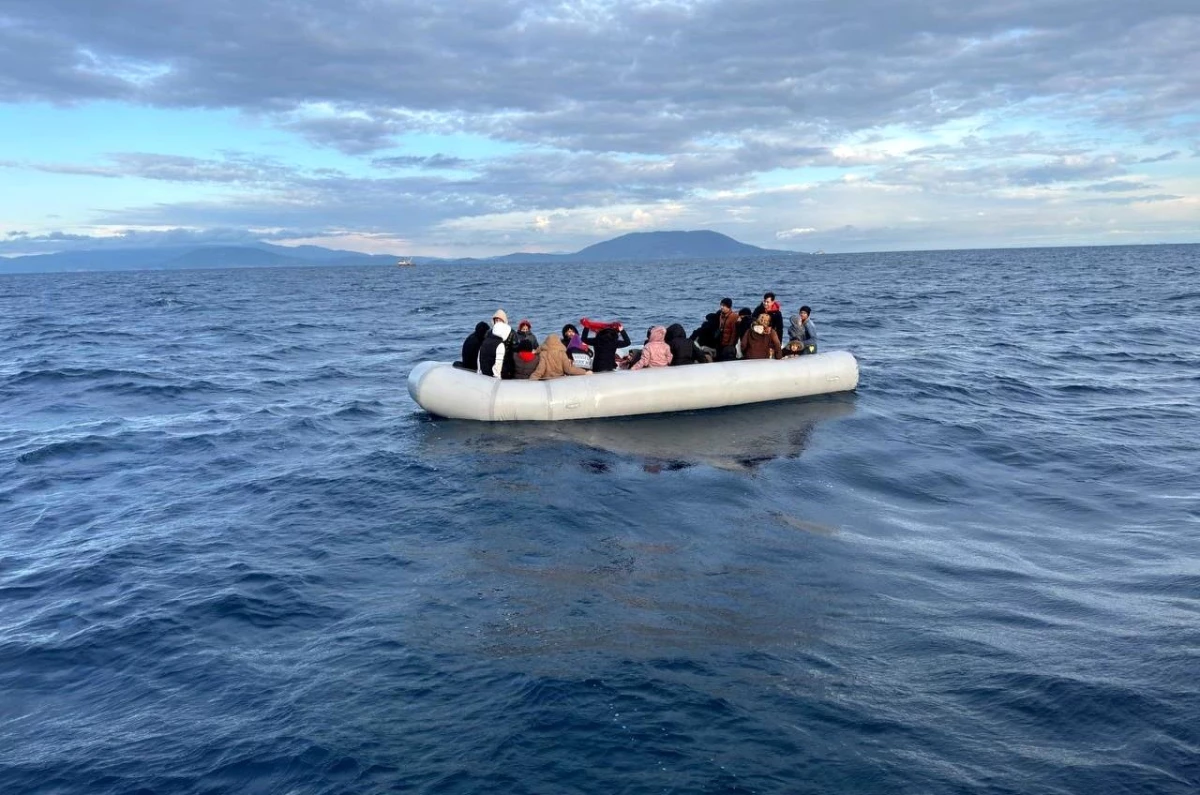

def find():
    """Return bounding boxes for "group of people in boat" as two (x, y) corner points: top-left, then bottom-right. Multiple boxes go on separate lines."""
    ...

(455, 292), (818, 380)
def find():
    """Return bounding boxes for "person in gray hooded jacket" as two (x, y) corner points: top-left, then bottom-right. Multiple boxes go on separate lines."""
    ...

(788, 305), (817, 354)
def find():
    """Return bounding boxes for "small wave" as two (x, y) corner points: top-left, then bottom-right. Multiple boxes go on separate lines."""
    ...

(4, 366), (156, 387)
(16, 434), (134, 465)
(83, 378), (230, 399)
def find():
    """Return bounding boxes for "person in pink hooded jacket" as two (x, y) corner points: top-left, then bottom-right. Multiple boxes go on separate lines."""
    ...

(630, 326), (673, 370)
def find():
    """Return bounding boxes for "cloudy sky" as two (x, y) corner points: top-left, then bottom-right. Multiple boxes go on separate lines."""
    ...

(1, 0), (1197, 257)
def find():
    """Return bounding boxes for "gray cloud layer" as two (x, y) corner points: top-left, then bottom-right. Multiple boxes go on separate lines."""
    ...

(4, 0), (1197, 151)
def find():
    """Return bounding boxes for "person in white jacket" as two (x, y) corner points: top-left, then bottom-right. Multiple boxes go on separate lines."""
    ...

(477, 309), (516, 378)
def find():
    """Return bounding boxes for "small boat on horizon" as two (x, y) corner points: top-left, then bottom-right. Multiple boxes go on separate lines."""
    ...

(396, 257), (414, 267)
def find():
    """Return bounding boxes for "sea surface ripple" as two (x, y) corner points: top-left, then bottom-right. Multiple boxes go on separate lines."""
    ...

(2, 246), (1199, 794)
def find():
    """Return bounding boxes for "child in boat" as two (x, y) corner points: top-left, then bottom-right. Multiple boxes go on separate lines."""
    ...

(779, 339), (804, 358)
(630, 326), (673, 369)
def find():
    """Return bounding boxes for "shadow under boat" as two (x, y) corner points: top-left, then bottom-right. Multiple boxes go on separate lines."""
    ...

(416, 393), (856, 472)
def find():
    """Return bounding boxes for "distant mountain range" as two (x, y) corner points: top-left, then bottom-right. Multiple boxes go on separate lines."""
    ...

(0, 243), (398, 274)
(0, 230), (802, 273)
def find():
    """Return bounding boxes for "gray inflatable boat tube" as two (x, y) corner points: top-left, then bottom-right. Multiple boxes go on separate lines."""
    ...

(407, 351), (859, 421)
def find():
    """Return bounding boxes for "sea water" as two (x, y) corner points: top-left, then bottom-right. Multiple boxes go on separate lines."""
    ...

(1, 245), (1198, 794)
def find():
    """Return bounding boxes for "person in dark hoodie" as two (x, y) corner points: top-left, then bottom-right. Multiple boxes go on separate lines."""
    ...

(690, 312), (720, 351)
(665, 323), (709, 365)
(581, 318), (631, 373)
(456, 321), (490, 370)
(477, 309), (516, 378)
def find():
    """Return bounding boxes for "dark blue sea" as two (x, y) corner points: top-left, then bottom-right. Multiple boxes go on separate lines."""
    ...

(2, 245), (1198, 794)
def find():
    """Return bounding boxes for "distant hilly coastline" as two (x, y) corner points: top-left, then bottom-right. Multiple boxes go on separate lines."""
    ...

(472, 230), (799, 264)
(0, 230), (803, 274)
(0, 243), (399, 274)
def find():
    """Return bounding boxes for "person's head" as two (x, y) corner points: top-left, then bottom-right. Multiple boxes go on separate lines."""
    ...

(800, 305), (811, 320)
(474, 321), (490, 336)
(516, 339), (534, 353)
(763, 292), (776, 305)
(720, 297), (733, 313)
(518, 319), (532, 333)
(787, 339), (801, 351)
(757, 312), (772, 328)
(739, 307), (752, 317)
(492, 308), (508, 326)
(562, 323), (578, 339)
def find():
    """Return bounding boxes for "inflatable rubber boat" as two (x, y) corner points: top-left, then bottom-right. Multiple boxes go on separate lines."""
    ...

(407, 350), (859, 421)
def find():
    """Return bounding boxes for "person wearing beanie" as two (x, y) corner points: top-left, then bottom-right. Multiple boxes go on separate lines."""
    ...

(788, 305), (817, 354)
(713, 297), (740, 361)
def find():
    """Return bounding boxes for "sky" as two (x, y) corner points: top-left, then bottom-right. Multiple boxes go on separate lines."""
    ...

(1, 0), (1197, 258)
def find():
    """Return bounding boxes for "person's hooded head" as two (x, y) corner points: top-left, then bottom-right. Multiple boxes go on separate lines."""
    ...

(491, 309), (508, 326)
(665, 323), (686, 342)
(753, 313), (772, 334)
(490, 320), (512, 340)
(541, 334), (566, 353)
(472, 321), (490, 340)
(648, 326), (667, 344)
(517, 319), (533, 334)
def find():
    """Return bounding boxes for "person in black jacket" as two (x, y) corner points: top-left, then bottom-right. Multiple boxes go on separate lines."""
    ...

(455, 321), (490, 370)
(665, 323), (709, 365)
(477, 309), (516, 378)
(582, 323), (631, 372)
(752, 292), (785, 340)
(690, 312), (720, 350)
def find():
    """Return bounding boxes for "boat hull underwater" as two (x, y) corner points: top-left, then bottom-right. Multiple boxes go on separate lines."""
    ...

(407, 351), (859, 421)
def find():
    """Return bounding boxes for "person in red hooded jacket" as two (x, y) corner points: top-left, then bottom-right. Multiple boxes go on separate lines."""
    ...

(752, 292), (784, 341)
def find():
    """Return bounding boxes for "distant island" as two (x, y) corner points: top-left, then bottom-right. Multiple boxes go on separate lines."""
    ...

(473, 230), (798, 264)
(0, 230), (803, 274)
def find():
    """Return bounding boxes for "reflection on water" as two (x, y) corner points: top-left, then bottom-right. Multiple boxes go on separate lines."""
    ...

(417, 394), (856, 471)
